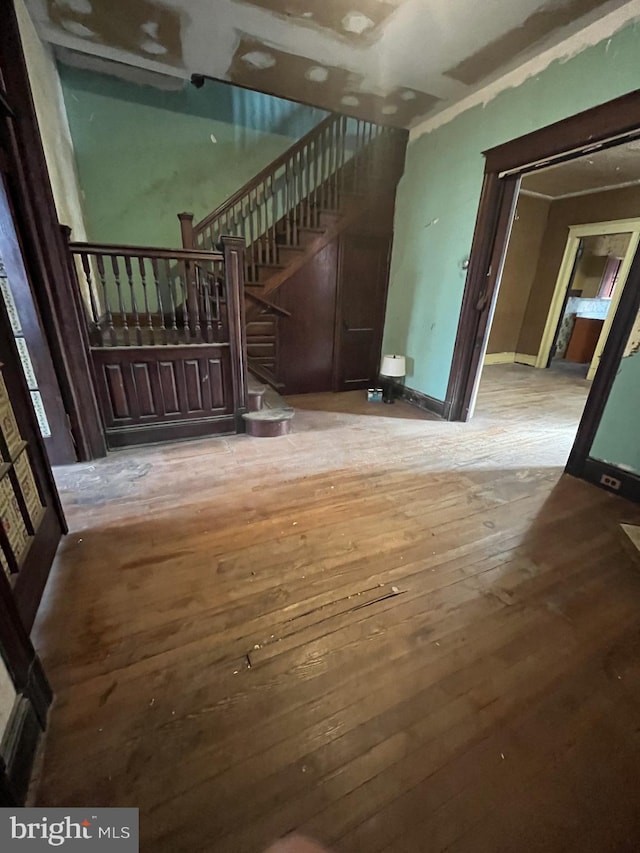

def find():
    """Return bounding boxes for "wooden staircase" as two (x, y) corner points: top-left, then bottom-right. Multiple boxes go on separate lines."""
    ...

(177, 112), (407, 401)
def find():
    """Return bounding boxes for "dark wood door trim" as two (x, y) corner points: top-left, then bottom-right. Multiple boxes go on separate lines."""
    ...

(484, 89), (640, 174)
(446, 174), (519, 422)
(0, 1), (106, 461)
(566, 242), (640, 477)
(447, 89), (640, 479)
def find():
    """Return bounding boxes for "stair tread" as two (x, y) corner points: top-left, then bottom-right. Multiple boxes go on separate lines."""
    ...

(243, 408), (295, 421)
(247, 382), (266, 395)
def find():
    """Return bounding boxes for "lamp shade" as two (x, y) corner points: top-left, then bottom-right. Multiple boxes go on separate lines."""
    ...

(380, 354), (406, 377)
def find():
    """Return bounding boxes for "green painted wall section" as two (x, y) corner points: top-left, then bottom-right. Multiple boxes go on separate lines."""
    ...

(59, 65), (327, 247)
(383, 21), (640, 402)
(591, 352), (640, 474)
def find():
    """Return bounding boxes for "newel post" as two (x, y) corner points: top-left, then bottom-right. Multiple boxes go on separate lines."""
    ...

(221, 236), (248, 430)
(177, 212), (195, 249)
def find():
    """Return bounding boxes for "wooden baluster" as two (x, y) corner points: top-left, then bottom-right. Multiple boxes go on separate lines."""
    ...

(151, 257), (166, 343)
(270, 173), (277, 263)
(304, 146), (310, 227)
(339, 115), (347, 200)
(353, 119), (362, 192)
(246, 194), (256, 283)
(330, 120), (338, 206)
(189, 260), (201, 341)
(162, 258), (179, 343)
(263, 178), (270, 264)
(367, 122), (375, 181)
(214, 272), (222, 331)
(299, 149), (306, 228)
(124, 255), (142, 346)
(79, 252), (103, 343)
(285, 161), (292, 245)
(307, 144), (313, 224)
(319, 128), (327, 207)
(202, 267), (213, 343)
(110, 255), (128, 346)
(95, 254), (116, 346)
(301, 149), (306, 226)
(138, 257), (155, 345)
(293, 154), (300, 245)
(311, 137), (318, 222)
(255, 186), (263, 264)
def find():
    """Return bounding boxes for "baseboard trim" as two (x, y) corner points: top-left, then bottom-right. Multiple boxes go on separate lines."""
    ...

(514, 352), (537, 367)
(391, 381), (447, 419)
(484, 352), (515, 365)
(579, 457), (640, 503)
(1, 696), (42, 805)
(483, 352), (538, 367)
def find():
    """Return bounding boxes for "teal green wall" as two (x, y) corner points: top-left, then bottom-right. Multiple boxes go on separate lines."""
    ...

(591, 349), (640, 474)
(59, 66), (327, 247)
(383, 21), (640, 402)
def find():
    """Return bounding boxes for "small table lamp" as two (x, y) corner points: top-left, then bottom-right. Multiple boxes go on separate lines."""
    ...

(380, 354), (406, 404)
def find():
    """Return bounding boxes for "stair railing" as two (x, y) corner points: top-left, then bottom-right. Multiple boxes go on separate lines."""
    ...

(178, 114), (399, 279)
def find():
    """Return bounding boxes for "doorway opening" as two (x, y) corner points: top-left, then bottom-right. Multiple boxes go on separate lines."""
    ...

(447, 92), (640, 494)
(474, 139), (640, 467)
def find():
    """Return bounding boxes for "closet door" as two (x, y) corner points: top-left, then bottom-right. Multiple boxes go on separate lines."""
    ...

(335, 231), (391, 391)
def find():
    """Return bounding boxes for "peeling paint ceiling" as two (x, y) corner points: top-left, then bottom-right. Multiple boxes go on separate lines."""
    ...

(27, 0), (637, 128)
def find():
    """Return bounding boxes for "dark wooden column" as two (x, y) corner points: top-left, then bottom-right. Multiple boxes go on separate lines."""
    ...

(221, 236), (248, 428)
(178, 212), (195, 249)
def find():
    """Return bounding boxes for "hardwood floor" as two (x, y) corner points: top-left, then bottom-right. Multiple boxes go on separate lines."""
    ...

(31, 364), (640, 852)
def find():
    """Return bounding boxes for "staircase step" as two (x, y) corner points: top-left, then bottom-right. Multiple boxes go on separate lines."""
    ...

(317, 210), (341, 228)
(295, 227), (325, 248)
(276, 245), (306, 265)
(252, 263), (286, 284)
(243, 409), (294, 437)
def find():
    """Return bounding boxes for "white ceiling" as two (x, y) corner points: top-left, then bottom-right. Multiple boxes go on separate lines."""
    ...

(26, 0), (640, 127)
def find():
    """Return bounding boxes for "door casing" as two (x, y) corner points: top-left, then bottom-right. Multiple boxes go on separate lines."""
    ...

(446, 89), (640, 480)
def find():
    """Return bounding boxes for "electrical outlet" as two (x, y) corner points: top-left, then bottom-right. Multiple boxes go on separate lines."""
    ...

(600, 473), (622, 491)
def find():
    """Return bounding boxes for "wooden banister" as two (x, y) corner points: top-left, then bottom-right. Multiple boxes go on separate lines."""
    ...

(179, 113), (404, 288)
(193, 113), (339, 234)
(69, 241), (223, 262)
(69, 241), (231, 347)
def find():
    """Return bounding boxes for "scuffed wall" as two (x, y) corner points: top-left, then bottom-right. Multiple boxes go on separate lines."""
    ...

(15, 0), (88, 241)
(60, 65), (328, 247)
(382, 21), (640, 400)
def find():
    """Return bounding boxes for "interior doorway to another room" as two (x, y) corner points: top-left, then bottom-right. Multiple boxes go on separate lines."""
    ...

(474, 136), (640, 467)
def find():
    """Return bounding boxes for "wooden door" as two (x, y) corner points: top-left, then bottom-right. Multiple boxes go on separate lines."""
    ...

(0, 166), (76, 465)
(335, 232), (391, 391)
(275, 243), (339, 394)
(0, 284), (65, 630)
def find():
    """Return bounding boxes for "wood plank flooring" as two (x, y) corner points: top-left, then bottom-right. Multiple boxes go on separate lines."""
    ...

(31, 364), (640, 852)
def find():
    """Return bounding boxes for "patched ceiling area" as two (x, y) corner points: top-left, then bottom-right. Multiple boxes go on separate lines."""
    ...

(27, 0), (638, 128)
